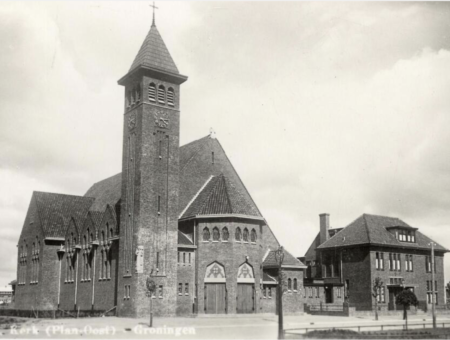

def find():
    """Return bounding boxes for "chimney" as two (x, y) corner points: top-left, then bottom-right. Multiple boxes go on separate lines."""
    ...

(319, 213), (330, 245)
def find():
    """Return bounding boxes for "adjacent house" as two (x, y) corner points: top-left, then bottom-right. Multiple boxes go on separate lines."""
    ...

(300, 213), (447, 312)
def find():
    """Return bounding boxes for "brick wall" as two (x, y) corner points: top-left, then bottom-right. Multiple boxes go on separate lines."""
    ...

(176, 248), (195, 315)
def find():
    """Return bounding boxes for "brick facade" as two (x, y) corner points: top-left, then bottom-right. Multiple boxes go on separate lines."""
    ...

(14, 21), (306, 317)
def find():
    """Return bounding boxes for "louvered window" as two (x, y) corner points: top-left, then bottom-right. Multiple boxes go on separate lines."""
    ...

(158, 85), (166, 104)
(167, 88), (175, 106)
(148, 83), (156, 102)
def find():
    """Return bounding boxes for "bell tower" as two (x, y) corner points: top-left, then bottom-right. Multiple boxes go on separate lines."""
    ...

(117, 15), (188, 317)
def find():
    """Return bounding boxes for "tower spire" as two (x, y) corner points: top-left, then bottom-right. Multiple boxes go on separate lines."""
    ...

(150, 2), (158, 27)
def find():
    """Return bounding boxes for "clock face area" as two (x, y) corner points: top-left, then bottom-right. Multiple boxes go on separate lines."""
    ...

(153, 109), (170, 129)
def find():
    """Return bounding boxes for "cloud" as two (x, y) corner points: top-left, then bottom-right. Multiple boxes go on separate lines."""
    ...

(1, 2), (450, 287)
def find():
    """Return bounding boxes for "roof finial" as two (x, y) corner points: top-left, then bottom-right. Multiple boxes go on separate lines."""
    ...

(150, 2), (158, 27)
(209, 128), (216, 139)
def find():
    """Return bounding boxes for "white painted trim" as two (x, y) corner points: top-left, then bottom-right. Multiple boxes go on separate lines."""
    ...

(237, 278), (255, 283)
(178, 176), (214, 219)
(282, 265), (307, 269)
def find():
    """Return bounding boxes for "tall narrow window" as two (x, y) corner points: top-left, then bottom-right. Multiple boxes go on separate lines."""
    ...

(158, 85), (165, 104)
(159, 285), (163, 298)
(293, 278), (298, 291)
(235, 227), (242, 241)
(243, 228), (249, 242)
(136, 84), (141, 103)
(212, 152), (214, 164)
(156, 252), (160, 271)
(159, 140), (162, 159)
(203, 227), (210, 241)
(178, 283), (183, 295)
(157, 195), (161, 214)
(188, 252), (191, 264)
(380, 252), (384, 270)
(183, 252), (186, 264)
(148, 83), (156, 102)
(213, 227), (220, 241)
(251, 229), (257, 243)
(287, 278), (292, 291)
(222, 227), (229, 241)
(185, 283), (189, 295)
(167, 88), (175, 106)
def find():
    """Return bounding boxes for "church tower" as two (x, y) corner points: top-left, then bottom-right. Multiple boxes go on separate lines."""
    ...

(117, 15), (187, 317)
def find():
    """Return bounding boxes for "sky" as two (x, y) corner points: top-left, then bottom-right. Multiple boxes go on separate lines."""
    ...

(1, 1), (450, 288)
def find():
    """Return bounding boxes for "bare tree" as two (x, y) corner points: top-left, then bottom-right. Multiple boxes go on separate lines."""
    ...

(372, 277), (384, 321)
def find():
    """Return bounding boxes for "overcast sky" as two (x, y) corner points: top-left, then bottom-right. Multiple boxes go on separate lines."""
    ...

(1, 1), (450, 288)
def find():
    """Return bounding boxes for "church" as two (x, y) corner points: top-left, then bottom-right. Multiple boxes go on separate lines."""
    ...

(14, 17), (305, 317)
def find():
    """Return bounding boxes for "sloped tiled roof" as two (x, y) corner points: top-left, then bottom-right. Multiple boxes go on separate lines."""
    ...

(129, 24), (179, 74)
(84, 173), (122, 212)
(34, 192), (94, 238)
(84, 135), (263, 220)
(180, 174), (260, 219)
(178, 231), (193, 246)
(263, 248), (305, 268)
(304, 233), (321, 260)
(88, 211), (104, 229)
(318, 214), (448, 252)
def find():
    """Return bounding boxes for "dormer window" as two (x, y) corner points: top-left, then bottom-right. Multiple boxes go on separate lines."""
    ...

(397, 229), (415, 243)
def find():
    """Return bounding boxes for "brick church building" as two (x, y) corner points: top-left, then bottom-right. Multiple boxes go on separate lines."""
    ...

(301, 213), (447, 312)
(14, 18), (306, 317)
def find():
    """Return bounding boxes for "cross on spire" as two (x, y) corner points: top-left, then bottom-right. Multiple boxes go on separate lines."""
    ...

(150, 2), (158, 27)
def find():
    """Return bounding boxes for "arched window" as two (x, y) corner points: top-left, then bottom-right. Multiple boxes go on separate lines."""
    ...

(167, 88), (175, 106)
(110, 228), (114, 238)
(235, 227), (242, 241)
(203, 227), (210, 241)
(293, 278), (298, 291)
(158, 85), (166, 104)
(288, 278), (292, 291)
(148, 83), (156, 102)
(251, 229), (257, 243)
(101, 231), (105, 243)
(136, 84), (141, 103)
(243, 228), (249, 242)
(213, 227), (220, 241)
(222, 227), (229, 241)
(106, 223), (110, 238)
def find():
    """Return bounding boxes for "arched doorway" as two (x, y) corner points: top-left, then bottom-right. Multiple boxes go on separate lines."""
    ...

(204, 262), (227, 314)
(237, 263), (255, 313)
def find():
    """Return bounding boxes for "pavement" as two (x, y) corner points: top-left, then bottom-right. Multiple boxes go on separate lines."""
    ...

(1, 313), (449, 339)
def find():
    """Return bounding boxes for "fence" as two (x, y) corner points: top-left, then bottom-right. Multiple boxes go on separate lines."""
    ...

(285, 320), (450, 336)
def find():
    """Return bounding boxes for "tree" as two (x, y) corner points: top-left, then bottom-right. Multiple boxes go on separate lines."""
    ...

(372, 277), (384, 321)
(396, 290), (418, 322)
(446, 282), (450, 307)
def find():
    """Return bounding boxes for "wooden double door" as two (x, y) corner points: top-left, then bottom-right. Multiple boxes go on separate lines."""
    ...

(205, 284), (227, 314)
(237, 284), (255, 314)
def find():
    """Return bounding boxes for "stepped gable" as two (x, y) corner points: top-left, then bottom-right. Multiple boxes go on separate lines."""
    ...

(34, 191), (95, 238)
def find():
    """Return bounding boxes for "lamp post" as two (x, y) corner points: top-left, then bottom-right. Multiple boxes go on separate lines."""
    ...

(146, 270), (157, 328)
(274, 246), (285, 340)
(429, 242), (436, 329)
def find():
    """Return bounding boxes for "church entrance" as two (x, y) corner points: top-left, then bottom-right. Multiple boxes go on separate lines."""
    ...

(237, 284), (254, 313)
(325, 285), (333, 303)
(204, 262), (227, 314)
(236, 262), (256, 314)
(204, 284), (227, 314)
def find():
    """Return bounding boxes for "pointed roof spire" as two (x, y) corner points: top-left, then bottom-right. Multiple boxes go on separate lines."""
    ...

(128, 2), (179, 74)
